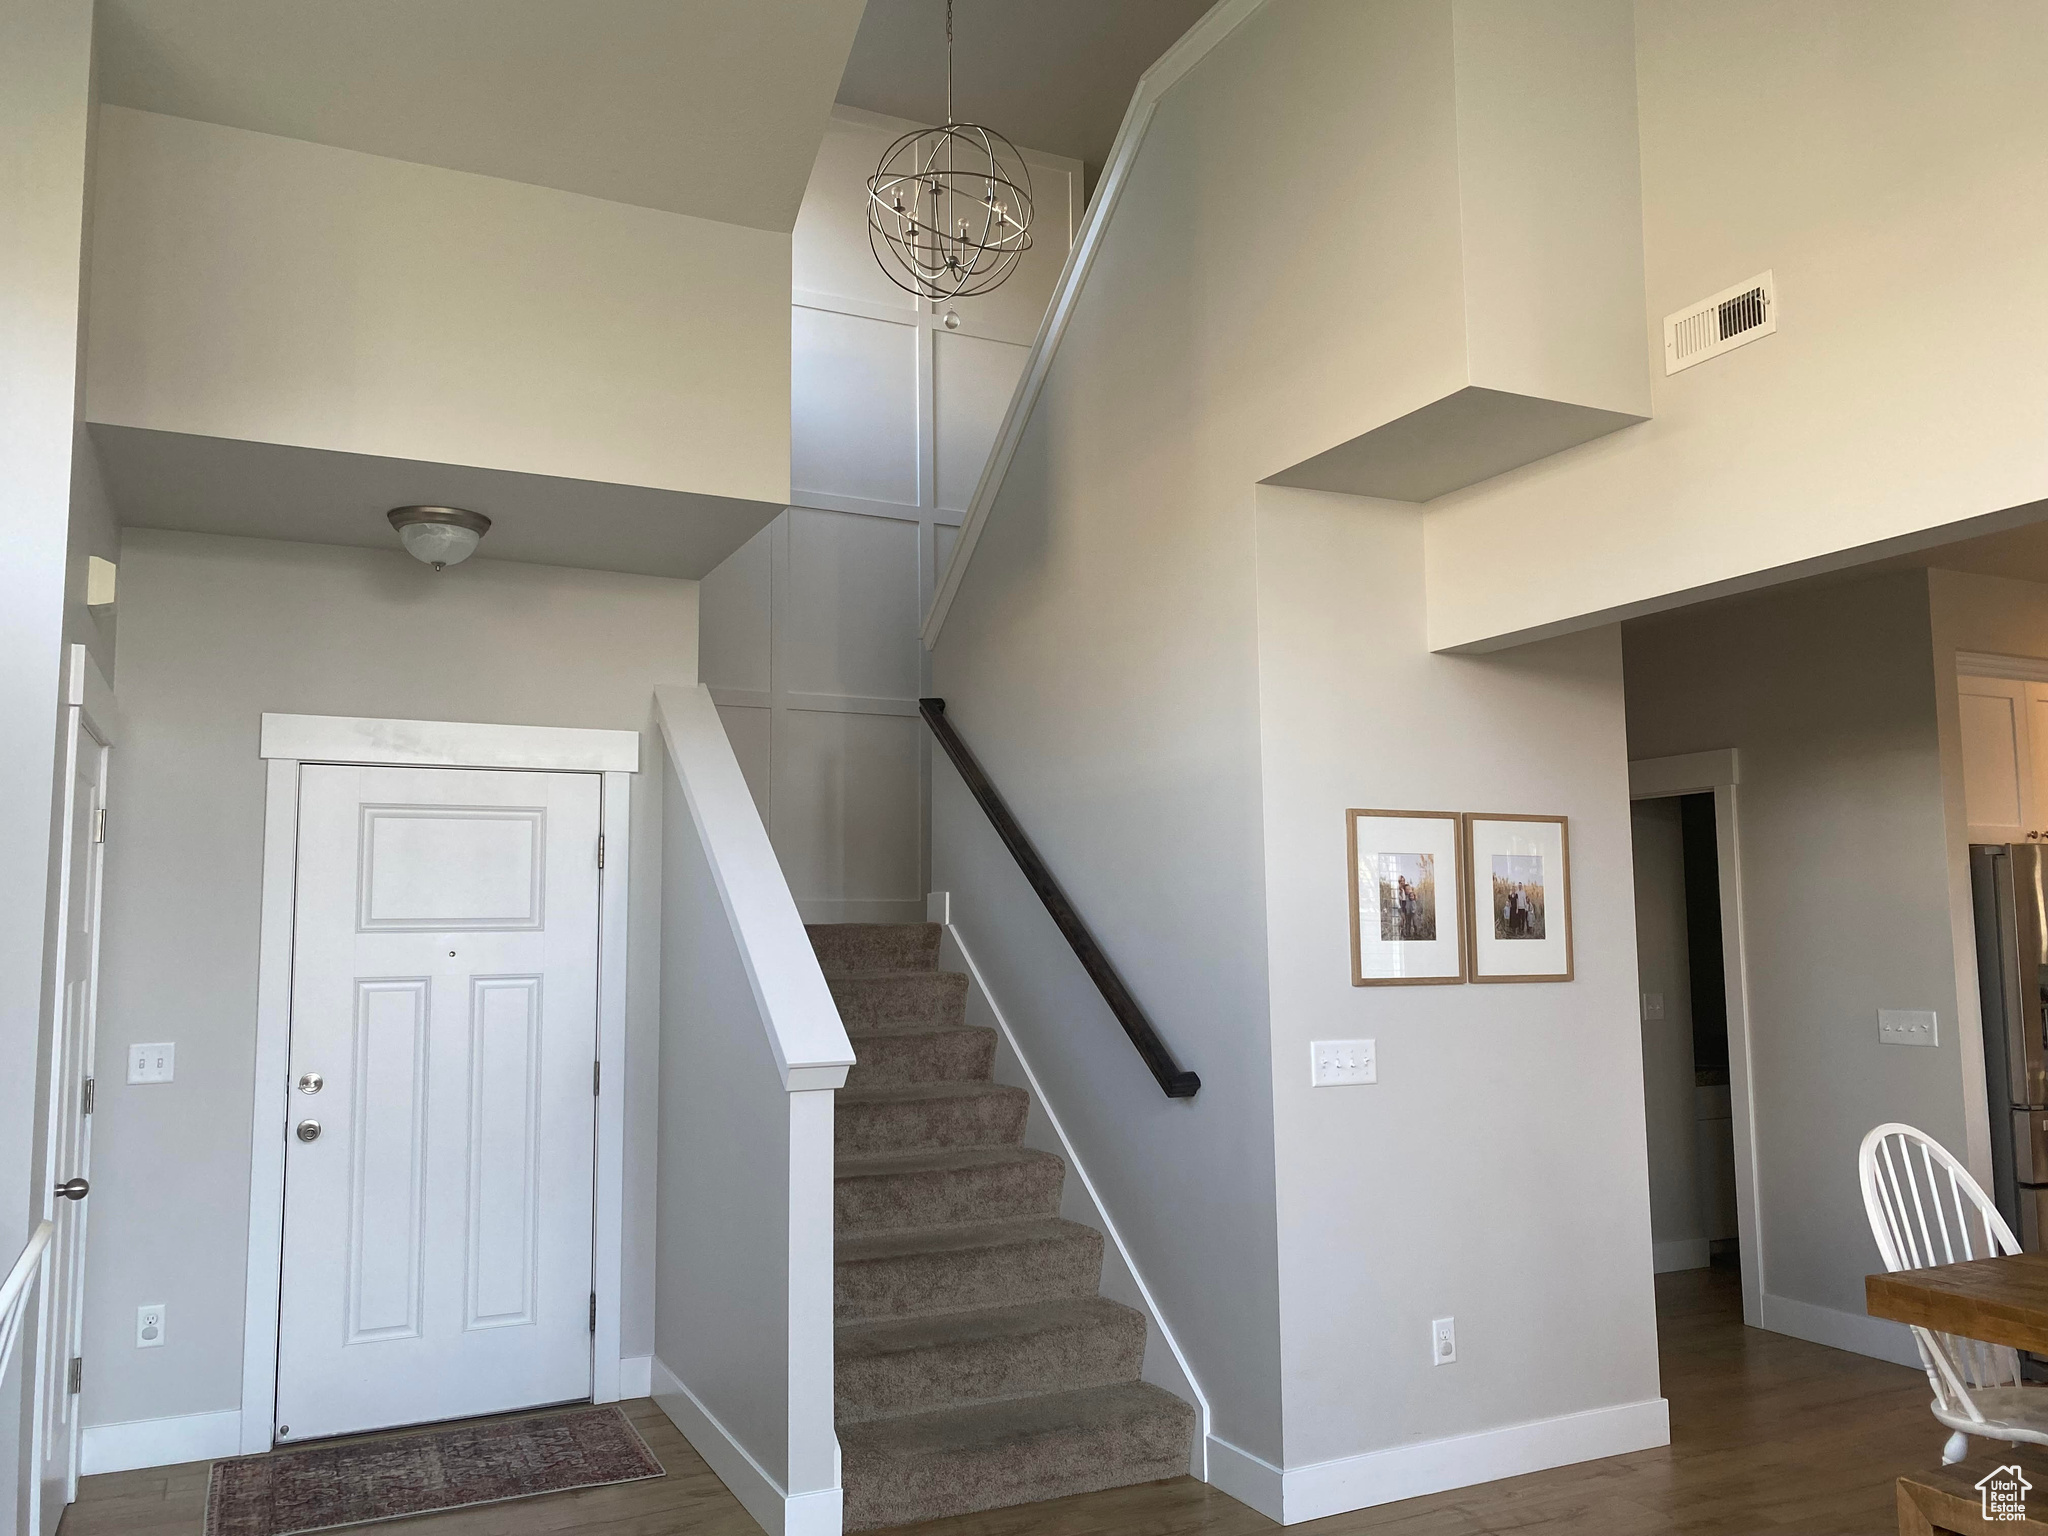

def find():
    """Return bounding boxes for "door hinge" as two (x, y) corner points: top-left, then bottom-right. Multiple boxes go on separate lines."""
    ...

(592, 1061), (601, 1097)
(82, 1077), (95, 1116)
(596, 833), (605, 870)
(589, 1293), (597, 1334)
(93, 807), (106, 844)
(67, 1357), (81, 1395)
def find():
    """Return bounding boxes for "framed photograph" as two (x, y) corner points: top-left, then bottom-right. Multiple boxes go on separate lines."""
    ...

(1346, 809), (1465, 985)
(1465, 813), (1573, 982)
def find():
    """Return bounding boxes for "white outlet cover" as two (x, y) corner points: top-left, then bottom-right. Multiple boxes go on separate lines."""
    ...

(128, 1042), (175, 1084)
(1642, 992), (1664, 1021)
(137, 1303), (165, 1348)
(1311, 1039), (1376, 1086)
(1432, 1316), (1456, 1365)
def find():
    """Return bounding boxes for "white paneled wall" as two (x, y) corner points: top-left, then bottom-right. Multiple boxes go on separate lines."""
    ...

(703, 107), (1079, 922)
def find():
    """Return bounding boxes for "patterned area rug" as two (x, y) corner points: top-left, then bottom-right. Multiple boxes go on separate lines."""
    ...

(204, 1405), (665, 1536)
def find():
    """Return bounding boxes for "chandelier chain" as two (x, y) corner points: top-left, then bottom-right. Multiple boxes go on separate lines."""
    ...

(863, 0), (1033, 302)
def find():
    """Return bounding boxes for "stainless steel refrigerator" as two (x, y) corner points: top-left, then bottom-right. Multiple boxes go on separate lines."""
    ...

(1974, 842), (2048, 1248)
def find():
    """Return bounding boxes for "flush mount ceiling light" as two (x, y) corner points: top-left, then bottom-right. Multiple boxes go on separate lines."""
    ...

(387, 505), (491, 571)
(866, 0), (1033, 305)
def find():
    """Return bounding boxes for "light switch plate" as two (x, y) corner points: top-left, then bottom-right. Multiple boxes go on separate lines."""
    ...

(1642, 993), (1664, 1021)
(1311, 1039), (1376, 1086)
(1878, 1010), (1938, 1047)
(128, 1042), (175, 1084)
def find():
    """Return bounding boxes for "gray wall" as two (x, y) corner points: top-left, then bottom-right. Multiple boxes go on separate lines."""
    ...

(1426, 0), (2048, 651)
(91, 529), (695, 1429)
(1624, 571), (1966, 1335)
(930, 0), (1664, 1469)
(1252, 485), (1658, 1467)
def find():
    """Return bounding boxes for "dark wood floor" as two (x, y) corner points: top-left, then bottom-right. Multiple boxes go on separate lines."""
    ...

(62, 1263), (1943, 1535)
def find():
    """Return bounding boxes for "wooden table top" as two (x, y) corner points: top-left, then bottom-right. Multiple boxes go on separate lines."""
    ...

(1868, 1252), (2048, 1354)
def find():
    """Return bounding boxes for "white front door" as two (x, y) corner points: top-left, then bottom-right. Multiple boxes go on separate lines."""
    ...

(275, 765), (600, 1443)
(35, 703), (107, 1534)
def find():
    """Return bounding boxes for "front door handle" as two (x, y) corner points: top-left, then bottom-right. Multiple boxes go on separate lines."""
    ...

(54, 1178), (89, 1201)
(296, 1120), (322, 1143)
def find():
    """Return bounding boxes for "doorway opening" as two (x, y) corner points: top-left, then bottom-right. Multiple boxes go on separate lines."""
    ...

(1632, 789), (1745, 1323)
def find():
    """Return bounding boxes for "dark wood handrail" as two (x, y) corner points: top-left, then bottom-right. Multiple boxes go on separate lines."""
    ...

(919, 698), (1200, 1099)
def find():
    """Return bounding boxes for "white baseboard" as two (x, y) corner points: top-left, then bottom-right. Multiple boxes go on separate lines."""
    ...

(1209, 1397), (1670, 1525)
(1204, 1434), (1286, 1521)
(1653, 1238), (1711, 1273)
(82, 1408), (244, 1475)
(618, 1355), (653, 1398)
(1759, 1290), (1921, 1368)
(650, 1357), (841, 1536)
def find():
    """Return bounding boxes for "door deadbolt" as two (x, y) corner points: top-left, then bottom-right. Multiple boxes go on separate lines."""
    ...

(295, 1119), (322, 1143)
(297, 1072), (323, 1095)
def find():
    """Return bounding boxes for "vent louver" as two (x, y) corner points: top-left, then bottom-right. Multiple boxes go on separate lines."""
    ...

(1664, 271), (1776, 374)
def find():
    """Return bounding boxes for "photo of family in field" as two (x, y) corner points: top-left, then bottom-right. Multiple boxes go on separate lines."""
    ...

(1375, 852), (1436, 942)
(1491, 854), (1545, 940)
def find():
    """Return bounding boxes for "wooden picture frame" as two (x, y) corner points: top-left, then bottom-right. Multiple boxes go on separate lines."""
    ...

(1347, 809), (1466, 985)
(1464, 812), (1573, 983)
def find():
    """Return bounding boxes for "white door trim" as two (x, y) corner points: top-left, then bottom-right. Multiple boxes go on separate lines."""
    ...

(259, 712), (638, 773)
(241, 719), (636, 1455)
(1626, 750), (1763, 1330)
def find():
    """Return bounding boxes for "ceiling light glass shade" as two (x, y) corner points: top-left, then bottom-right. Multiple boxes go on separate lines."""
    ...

(387, 505), (491, 571)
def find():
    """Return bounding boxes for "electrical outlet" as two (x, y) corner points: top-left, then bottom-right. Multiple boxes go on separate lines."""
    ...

(1311, 1039), (1376, 1086)
(128, 1043), (175, 1084)
(1642, 992), (1664, 1021)
(137, 1303), (165, 1348)
(1878, 1010), (1938, 1047)
(1432, 1316), (1456, 1366)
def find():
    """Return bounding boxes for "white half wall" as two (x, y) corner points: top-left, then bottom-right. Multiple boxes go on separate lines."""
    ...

(85, 107), (793, 504)
(651, 685), (848, 1534)
(89, 530), (694, 1436)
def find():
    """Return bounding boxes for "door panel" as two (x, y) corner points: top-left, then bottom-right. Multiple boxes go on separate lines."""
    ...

(37, 717), (106, 1533)
(276, 765), (599, 1443)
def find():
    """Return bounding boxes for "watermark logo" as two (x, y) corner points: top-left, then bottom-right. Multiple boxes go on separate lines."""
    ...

(1977, 1463), (2032, 1522)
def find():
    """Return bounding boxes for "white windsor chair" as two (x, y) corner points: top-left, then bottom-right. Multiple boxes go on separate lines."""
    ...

(1860, 1122), (2048, 1464)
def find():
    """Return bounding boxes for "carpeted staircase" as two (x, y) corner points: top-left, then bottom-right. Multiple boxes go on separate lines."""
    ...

(811, 922), (1196, 1531)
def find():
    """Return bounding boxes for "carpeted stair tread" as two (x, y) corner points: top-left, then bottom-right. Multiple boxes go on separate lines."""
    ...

(807, 922), (941, 974)
(837, 1381), (1196, 1530)
(834, 1217), (1104, 1322)
(836, 1297), (1148, 1423)
(836, 1145), (1064, 1232)
(844, 1020), (996, 1088)
(805, 922), (1194, 1527)
(829, 969), (969, 1027)
(835, 1080), (1028, 1155)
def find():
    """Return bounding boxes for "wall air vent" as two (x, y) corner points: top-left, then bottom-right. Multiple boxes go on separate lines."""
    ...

(1664, 271), (1775, 374)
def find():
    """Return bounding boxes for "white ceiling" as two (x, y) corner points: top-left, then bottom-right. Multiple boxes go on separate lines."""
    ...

(834, 0), (1217, 177)
(92, 426), (782, 581)
(93, 0), (868, 231)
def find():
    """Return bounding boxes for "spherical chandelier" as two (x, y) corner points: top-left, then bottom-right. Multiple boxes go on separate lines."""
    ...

(866, 0), (1033, 304)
